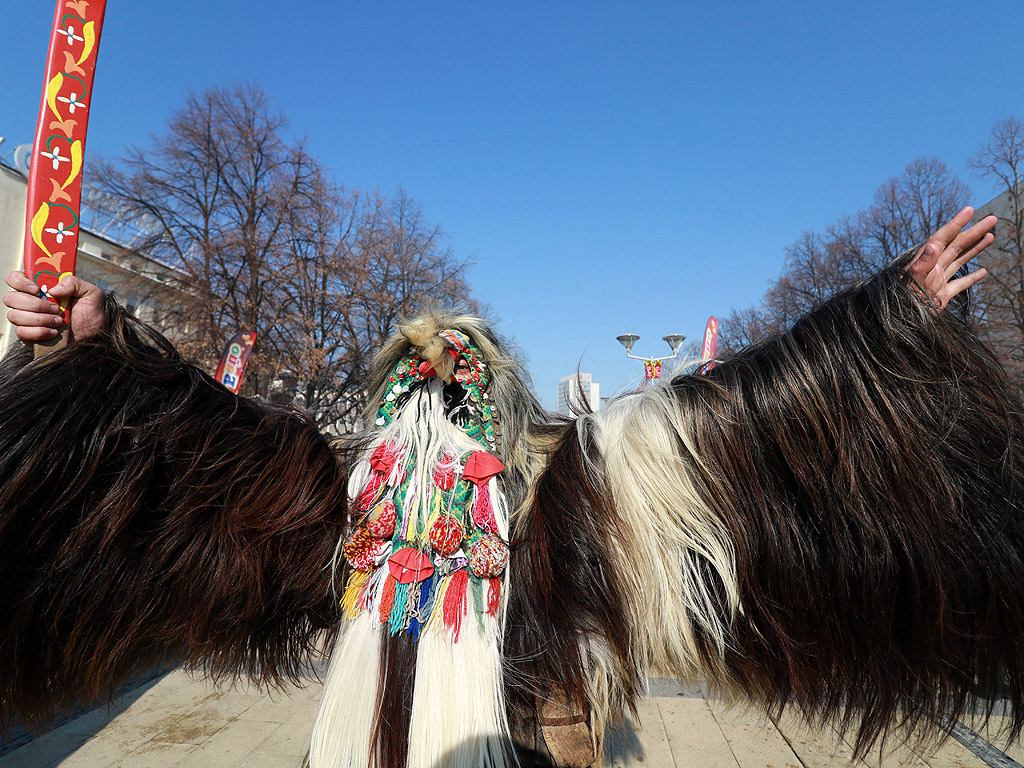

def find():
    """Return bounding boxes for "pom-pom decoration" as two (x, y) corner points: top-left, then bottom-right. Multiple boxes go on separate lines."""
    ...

(343, 529), (390, 572)
(430, 516), (463, 555)
(366, 500), (397, 539)
(469, 534), (509, 577)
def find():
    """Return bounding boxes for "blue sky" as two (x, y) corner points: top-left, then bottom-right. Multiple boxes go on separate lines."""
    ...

(6, 1), (1023, 408)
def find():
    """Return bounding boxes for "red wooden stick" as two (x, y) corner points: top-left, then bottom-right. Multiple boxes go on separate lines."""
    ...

(23, 0), (108, 326)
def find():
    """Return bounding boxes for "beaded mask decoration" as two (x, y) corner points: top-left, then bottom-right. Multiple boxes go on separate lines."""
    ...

(342, 328), (509, 641)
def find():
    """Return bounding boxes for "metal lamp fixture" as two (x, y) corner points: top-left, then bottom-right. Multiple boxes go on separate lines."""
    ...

(616, 334), (640, 354)
(616, 334), (686, 362)
(662, 334), (686, 355)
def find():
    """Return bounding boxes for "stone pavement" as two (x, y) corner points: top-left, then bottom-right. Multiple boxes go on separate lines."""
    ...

(1, 671), (1017, 768)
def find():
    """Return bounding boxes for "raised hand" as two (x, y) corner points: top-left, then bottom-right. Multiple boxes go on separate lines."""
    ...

(4, 272), (106, 343)
(906, 206), (994, 312)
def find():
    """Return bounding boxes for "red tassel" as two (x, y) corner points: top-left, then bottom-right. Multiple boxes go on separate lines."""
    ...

(472, 484), (498, 534)
(433, 453), (457, 490)
(357, 471), (384, 511)
(442, 571), (470, 642)
(379, 575), (397, 625)
(486, 577), (500, 616)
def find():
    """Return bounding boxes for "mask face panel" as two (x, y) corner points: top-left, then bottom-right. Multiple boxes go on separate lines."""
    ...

(373, 330), (500, 454)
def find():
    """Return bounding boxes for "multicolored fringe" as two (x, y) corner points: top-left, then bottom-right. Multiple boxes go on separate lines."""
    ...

(315, 346), (513, 768)
(340, 398), (509, 643)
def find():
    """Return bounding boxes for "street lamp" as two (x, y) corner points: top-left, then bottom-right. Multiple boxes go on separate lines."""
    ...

(616, 333), (686, 382)
(615, 334), (640, 354)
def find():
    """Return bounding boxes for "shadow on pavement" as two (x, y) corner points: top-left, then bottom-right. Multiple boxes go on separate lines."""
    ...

(0, 666), (170, 757)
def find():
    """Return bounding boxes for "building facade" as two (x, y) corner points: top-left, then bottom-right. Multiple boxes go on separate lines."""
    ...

(556, 372), (600, 415)
(0, 158), (186, 351)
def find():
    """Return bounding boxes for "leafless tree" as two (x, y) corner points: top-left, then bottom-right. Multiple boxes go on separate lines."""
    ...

(90, 84), (316, 394)
(277, 187), (477, 432)
(719, 158), (970, 354)
(969, 117), (1024, 393)
(90, 84), (477, 426)
(863, 157), (973, 266)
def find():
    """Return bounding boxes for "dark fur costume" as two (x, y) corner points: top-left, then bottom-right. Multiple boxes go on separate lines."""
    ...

(510, 263), (1024, 757)
(0, 261), (1023, 764)
(0, 299), (346, 732)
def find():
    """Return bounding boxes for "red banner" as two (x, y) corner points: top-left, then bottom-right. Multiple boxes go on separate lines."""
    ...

(643, 359), (662, 380)
(24, 1), (108, 318)
(214, 332), (257, 394)
(701, 316), (719, 372)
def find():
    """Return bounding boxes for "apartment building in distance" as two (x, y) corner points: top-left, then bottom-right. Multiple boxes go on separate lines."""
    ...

(556, 372), (600, 416)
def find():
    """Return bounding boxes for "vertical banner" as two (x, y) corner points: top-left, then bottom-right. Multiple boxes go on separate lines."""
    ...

(214, 331), (257, 394)
(643, 359), (663, 380)
(24, 1), (108, 318)
(701, 315), (719, 373)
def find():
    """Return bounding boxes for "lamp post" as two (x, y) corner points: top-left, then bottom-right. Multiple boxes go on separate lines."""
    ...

(616, 333), (686, 383)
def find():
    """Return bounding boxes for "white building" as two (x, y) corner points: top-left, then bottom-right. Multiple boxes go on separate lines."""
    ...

(556, 372), (600, 415)
(0, 152), (186, 351)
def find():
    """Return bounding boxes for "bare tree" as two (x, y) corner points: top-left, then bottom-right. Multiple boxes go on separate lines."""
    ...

(718, 304), (779, 356)
(90, 84), (318, 394)
(90, 85), (478, 426)
(720, 158), (970, 354)
(277, 187), (477, 431)
(861, 157), (972, 266)
(969, 117), (1024, 393)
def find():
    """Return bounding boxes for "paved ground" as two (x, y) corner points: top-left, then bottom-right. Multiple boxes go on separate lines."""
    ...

(1, 671), (1017, 767)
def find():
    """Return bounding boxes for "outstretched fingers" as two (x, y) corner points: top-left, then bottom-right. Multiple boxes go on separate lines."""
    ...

(925, 206), (976, 255)
(944, 216), (997, 278)
(943, 267), (988, 304)
(906, 208), (995, 313)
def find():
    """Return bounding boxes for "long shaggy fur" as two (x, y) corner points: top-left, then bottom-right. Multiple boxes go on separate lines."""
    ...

(0, 301), (347, 731)
(406, 614), (510, 768)
(504, 418), (636, 758)
(517, 263), (1024, 756)
(310, 614), (382, 768)
(6, 272), (1024, 765)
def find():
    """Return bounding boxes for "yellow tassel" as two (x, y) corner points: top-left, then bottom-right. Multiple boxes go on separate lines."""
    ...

(421, 486), (445, 546)
(340, 570), (370, 619)
(427, 574), (451, 625)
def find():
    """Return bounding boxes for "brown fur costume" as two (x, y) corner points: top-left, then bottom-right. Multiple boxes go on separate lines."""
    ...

(1, 259), (1024, 765)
